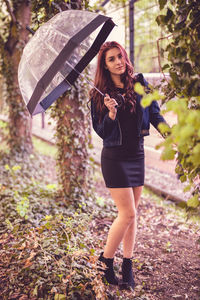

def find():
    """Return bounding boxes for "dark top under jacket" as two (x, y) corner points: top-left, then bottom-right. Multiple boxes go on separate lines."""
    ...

(102, 87), (144, 160)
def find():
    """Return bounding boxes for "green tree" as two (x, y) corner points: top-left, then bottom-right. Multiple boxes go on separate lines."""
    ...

(0, 0), (33, 154)
(155, 0), (200, 207)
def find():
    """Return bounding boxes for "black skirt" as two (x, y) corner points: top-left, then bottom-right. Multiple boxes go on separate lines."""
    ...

(101, 138), (144, 188)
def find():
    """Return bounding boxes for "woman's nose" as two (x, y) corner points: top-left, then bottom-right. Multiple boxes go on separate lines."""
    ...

(116, 57), (122, 64)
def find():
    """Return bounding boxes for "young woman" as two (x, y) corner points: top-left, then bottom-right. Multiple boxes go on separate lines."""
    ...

(90, 41), (166, 290)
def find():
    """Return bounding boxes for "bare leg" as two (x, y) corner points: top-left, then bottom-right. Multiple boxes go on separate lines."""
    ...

(103, 188), (136, 258)
(122, 186), (143, 258)
(133, 186), (143, 210)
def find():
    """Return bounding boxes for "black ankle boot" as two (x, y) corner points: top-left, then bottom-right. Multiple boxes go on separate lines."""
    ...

(120, 258), (135, 290)
(98, 252), (118, 285)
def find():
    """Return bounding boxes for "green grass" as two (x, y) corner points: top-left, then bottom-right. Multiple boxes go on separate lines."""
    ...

(0, 118), (57, 159)
(32, 136), (57, 158)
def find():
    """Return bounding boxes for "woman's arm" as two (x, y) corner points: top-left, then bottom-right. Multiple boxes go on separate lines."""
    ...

(149, 100), (171, 138)
(149, 100), (166, 129)
(90, 98), (119, 140)
(142, 75), (170, 136)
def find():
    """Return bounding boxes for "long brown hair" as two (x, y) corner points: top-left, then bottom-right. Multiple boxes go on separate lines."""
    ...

(90, 41), (137, 116)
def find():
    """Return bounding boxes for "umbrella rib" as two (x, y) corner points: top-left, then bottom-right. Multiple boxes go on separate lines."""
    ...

(41, 24), (89, 52)
(24, 56), (39, 82)
(36, 37), (91, 83)
(38, 38), (103, 94)
(47, 24), (71, 40)
(51, 26), (89, 52)
(41, 40), (70, 81)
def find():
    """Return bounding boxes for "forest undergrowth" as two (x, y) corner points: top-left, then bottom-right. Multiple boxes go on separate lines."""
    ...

(0, 149), (199, 300)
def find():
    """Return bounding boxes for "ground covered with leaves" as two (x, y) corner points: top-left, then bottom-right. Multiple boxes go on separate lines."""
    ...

(0, 150), (199, 300)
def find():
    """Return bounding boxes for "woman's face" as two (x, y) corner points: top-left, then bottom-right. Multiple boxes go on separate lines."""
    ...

(104, 47), (126, 77)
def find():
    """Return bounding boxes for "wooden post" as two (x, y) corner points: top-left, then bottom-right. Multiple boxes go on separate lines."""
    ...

(129, 0), (135, 65)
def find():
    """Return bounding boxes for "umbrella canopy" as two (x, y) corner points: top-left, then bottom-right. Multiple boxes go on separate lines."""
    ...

(18, 10), (115, 116)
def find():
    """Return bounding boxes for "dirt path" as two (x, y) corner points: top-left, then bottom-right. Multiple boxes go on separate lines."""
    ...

(42, 156), (200, 299)
(94, 182), (200, 300)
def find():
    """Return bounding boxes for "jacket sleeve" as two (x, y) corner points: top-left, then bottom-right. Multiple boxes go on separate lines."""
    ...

(90, 99), (119, 140)
(143, 76), (170, 136)
(149, 100), (166, 130)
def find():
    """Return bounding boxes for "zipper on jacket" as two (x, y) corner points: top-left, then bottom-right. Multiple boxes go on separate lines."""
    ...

(136, 97), (144, 137)
(117, 119), (123, 145)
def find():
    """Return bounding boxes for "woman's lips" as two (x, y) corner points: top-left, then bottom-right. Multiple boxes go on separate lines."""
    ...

(116, 66), (124, 70)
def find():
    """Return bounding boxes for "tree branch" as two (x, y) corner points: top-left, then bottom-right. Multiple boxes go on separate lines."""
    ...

(4, 0), (17, 23)
(157, 34), (173, 84)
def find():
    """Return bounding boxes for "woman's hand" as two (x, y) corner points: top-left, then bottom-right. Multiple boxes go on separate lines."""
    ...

(104, 94), (117, 120)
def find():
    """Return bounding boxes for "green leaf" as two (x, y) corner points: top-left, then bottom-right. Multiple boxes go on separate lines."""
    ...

(12, 165), (21, 171)
(96, 196), (105, 207)
(16, 197), (29, 218)
(54, 294), (66, 300)
(158, 122), (171, 134)
(187, 151), (200, 165)
(156, 15), (167, 26)
(162, 64), (170, 71)
(186, 111), (200, 128)
(141, 94), (153, 108)
(5, 219), (14, 230)
(179, 174), (187, 183)
(44, 222), (52, 230)
(179, 125), (194, 140)
(33, 285), (38, 296)
(187, 194), (199, 208)
(178, 201), (187, 209)
(4, 164), (10, 171)
(183, 184), (192, 193)
(45, 215), (53, 220)
(134, 82), (145, 95)
(0, 120), (7, 128)
(193, 143), (200, 155)
(90, 248), (95, 255)
(79, 242), (85, 249)
(57, 274), (63, 280)
(158, 0), (167, 10)
(46, 184), (57, 190)
(161, 146), (176, 160)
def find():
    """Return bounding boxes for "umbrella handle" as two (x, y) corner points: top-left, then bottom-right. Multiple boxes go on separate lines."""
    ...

(103, 93), (125, 109)
(85, 80), (125, 108)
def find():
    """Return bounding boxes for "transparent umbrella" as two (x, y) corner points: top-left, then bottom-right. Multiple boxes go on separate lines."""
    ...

(18, 10), (115, 116)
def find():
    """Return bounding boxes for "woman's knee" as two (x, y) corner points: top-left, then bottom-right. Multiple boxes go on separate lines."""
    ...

(127, 211), (137, 224)
(119, 210), (136, 225)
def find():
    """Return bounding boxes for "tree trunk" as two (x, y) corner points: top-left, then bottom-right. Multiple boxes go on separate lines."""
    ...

(50, 0), (91, 203)
(3, 0), (32, 155)
(52, 83), (91, 203)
